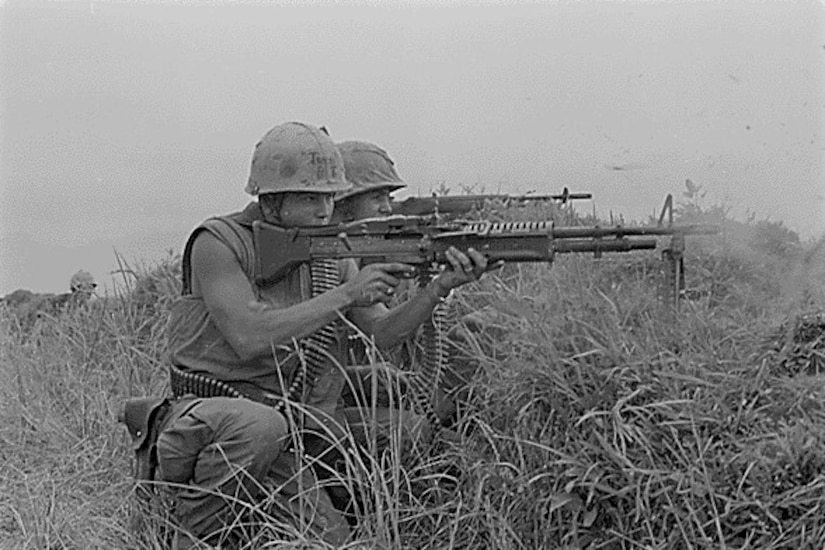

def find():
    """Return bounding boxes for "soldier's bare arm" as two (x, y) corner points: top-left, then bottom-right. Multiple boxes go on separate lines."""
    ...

(350, 246), (488, 349)
(191, 232), (417, 361)
(191, 233), (346, 361)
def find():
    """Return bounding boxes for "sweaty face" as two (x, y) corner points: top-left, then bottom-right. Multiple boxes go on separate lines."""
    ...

(349, 188), (393, 221)
(278, 192), (334, 227)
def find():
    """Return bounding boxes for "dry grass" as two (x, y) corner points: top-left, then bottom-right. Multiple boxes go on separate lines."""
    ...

(2, 203), (825, 549)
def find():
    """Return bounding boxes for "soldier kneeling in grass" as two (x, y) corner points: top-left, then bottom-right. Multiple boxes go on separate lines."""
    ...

(333, 140), (500, 429)
(120, 122), (488, 549)
(331, 140), (427, 410)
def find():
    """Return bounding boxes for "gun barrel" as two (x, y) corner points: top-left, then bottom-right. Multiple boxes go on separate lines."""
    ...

(553, 224), (719, 239)
(561, 193), (593, 201)
(554, 237), (658, 254)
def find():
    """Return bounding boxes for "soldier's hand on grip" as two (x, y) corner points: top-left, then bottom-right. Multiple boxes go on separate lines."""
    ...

(344, 263), (414, 307)
(432, 247), (490, 295)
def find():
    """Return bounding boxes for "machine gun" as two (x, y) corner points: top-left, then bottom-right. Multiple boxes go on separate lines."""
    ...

(255, 191), (718, 309)
(254, 217), (655, 285)
(254, 211), (715, 291)
(390, 187), (591, 217)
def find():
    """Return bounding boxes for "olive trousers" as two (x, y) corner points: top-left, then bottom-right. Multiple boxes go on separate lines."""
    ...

(155, 385), (426, 548)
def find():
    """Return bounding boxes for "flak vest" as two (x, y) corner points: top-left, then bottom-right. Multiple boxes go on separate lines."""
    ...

(166, 202), (356, 400)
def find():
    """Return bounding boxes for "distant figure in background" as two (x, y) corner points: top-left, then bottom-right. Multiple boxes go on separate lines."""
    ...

(45, 269), (99, 312)
(69, 270), (98, 299)
(0, 269), (98, 335)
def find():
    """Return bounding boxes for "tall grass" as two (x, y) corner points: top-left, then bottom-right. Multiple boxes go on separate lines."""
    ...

(2, 203), (824, 549)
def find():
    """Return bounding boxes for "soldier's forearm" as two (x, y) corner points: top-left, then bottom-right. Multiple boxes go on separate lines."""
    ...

(230, 286), (355, 360)
(369, 282), (449, 349)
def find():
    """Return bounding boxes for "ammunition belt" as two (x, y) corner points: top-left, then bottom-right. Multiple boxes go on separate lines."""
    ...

(413, 268), (451, 433)
(169, 363), (289, 412)
(289, 260), (341, 403)
(169, 363), (243, 400)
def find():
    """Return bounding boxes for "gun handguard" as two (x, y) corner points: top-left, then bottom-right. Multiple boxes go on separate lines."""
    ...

(253, 215), (669, 286)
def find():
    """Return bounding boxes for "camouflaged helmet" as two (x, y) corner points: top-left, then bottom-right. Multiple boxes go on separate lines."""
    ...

(69, 270), (96, 293)
(246, 122), (351, 196)
(335, 141), (407, 201)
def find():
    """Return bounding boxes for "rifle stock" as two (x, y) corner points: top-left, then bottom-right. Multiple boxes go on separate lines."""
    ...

(250, 215), (708, 286)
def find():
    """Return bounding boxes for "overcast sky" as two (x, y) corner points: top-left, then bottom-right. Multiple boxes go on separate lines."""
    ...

(1, 0), (823, 295)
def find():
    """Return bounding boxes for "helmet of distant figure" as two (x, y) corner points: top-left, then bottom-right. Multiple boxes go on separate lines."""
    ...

(246, 122), (351, 196)
(69, 270), (97, 293)
(334, 141), (407, 201)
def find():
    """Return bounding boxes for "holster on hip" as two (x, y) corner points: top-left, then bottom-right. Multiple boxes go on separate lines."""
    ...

(117, 396), (171, 496)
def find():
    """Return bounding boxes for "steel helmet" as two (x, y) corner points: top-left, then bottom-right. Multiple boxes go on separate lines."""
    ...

(246, 122), (351, 196)
(335, 141), (407, 201)
(69, 270), (96, 293)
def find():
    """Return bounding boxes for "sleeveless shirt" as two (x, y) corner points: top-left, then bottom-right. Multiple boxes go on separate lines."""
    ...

(166, 202), (357, 397)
